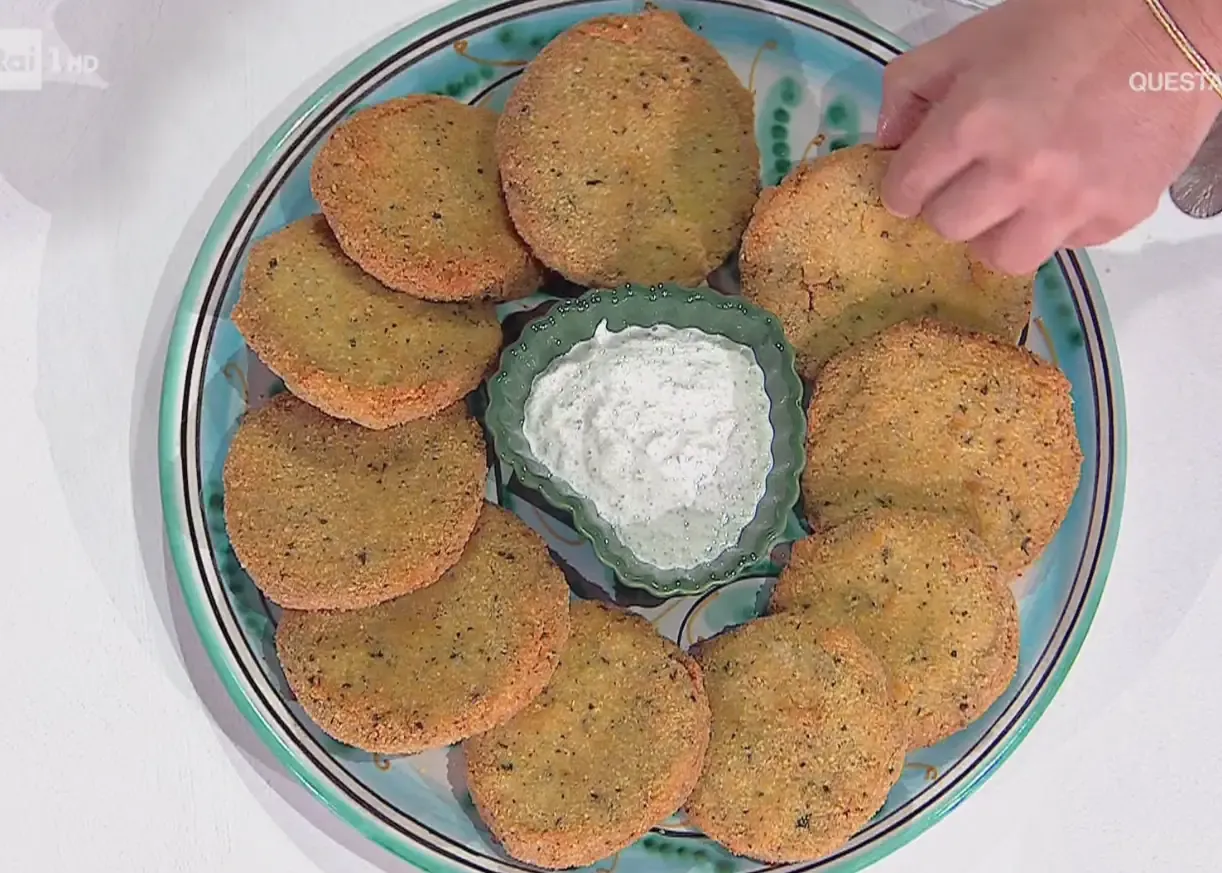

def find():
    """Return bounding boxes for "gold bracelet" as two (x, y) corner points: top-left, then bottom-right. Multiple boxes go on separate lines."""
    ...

(1142, 0), (1222, 101)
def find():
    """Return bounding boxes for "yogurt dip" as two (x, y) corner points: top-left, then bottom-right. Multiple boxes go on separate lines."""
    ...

(521, 321), (773, 570)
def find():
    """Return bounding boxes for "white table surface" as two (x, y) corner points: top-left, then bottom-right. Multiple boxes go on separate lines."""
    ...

(3, 0), (1221, 870)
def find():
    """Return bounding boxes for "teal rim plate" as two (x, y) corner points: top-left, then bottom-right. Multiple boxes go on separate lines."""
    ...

(157, 1), (1127, 872)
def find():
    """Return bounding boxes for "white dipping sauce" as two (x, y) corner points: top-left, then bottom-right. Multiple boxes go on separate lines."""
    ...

(521, 321), (773, 570)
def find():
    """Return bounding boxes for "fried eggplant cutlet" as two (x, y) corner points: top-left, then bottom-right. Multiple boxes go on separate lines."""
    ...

(771, 509), (1020, 747)
(684, 615), (907, 863)
(312, 94), (541, 301)
(802, 319), (1082, 577)
(464, 601), (710, 869)
(275, 504), (571, 754)
(740, 144), (1034, 379)
(222, 393), (486, 610)
(496, 9), (759, 287)
(232, 215), (503, 428)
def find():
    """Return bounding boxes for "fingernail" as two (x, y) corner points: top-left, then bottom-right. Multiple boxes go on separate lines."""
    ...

(881, 194), (914, 219)
(874, 120), (898, 148)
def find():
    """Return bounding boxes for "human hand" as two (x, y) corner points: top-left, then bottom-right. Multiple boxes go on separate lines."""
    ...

(876, 0), (1222, 274)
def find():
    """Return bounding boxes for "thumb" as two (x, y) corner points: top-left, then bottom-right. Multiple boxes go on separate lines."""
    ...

(875, 42), (959, 148)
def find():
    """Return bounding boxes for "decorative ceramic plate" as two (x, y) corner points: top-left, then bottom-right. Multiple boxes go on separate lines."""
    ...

(158, 1), (1127, 871)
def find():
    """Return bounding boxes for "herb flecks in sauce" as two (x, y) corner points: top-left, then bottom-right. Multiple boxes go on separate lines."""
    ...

(522, 321), (772, 570)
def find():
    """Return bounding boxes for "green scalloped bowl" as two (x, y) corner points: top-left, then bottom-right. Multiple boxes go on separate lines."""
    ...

(485, 284), (806, 598)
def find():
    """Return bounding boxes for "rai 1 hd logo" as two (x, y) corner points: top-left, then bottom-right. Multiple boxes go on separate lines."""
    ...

(0, 28), (100, 90)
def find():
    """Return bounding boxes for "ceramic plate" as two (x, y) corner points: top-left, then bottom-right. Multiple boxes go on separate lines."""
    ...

(158, 1), (1127, 871)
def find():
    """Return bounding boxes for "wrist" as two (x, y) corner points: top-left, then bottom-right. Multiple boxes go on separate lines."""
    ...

(1125, 0), (1222, 123)
(1159, 0), (1222, 69)
(1128, 0), (1222, 75)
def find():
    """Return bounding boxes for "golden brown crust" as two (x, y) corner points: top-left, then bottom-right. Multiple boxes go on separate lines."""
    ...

(740, 144), (1034, 379)
(802, 319), (1083, 578)
(770, 509), (1020, 747)
(464, 601), (711, 869)
(232, 215), (504, 428)
(496, 9), (759, 287)
(275, 504), (571, 754)
(684, 615), (907, 863)
(311, 94), (542, 301)
(222, 393), (486, 610)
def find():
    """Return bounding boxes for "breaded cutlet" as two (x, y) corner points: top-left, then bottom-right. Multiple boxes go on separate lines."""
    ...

(222, 393), (487, 610)
(802, 319), (1082, 577)
(233, 215), (504, 428)
(684, 614), (907, 863)
(740, 144), (1033, 379)
(464, 600), (710, 869)
(276, 504), (571, 754)
(771, 509), (1020, 747)
(312, 94), (541, 301)
(496, 9), (759, 287)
